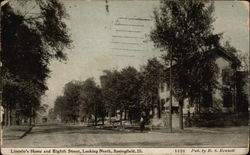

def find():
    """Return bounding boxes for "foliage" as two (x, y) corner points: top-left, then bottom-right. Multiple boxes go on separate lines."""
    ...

(54, 95), (70, 122)
(80, 78), (105, 125)
(2, 0), (72, 125)
(184, 112), (248, 127)
(119, 67), (141, 111)
(100, 70), (121, 114)
(236, 72), (248, 113)
(139, 58), (164, 118)
(150, 0), (221, 106)
(150, 0), (224, 129)
(63, 81), (84, 122)
(223, 41), (248, 71)
(100, 67), (141, 123)
(53, 79), (105, 125)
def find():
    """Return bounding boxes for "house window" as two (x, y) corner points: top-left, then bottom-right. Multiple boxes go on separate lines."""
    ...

(223, 90), (232, 107)
(202, 92), (213, 107)
(222, 68), (233, 85)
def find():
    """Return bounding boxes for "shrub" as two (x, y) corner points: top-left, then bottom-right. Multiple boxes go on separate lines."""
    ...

(184, 112), (248, 127)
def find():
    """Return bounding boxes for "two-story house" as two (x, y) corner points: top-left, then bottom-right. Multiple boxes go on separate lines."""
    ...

(157, 47), (248, 125)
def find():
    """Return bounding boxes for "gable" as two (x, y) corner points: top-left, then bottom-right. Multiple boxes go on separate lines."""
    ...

(212, 47), (241, 68)
(214, 56), (231, 70)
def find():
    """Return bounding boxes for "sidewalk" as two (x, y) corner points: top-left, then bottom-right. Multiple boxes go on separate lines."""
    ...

(147, 125), (249, 134)
(2, 125), (33, 140)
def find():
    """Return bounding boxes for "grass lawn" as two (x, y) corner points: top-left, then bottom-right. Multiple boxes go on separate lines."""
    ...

(2, 125), (32, 140)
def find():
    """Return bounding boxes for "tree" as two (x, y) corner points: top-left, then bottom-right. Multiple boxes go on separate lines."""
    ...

(54, 95), (69, 123)
(1, 0), (72, 125)
(223, 41), (248, 71)
(139, 58), (164, 119)
(100, 67), (141, 127)
(54, 79), (105, 125)
(100, 70), (121, 124)
(80, 78), (104, 126)
(63, 81), (84, 123)
(150, 0), (221, 129)
(119, 67), (141, 126)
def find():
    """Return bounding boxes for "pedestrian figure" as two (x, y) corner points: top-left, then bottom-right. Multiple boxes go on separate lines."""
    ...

(140, 111), (146, 132)
(140, 116), (145, 132)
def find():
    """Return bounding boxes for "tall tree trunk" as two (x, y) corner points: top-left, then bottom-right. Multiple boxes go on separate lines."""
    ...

(9, 108), (12, 126)
(102, 115), (104, 125)
(129, 112), (131, 124)
(87, 114), (89, 125)
(108, 109), (112, 125)
(29, 116), (32, 126)
(151, 104), (154, 118)
(8, 106), (11, 126)
(124, 109), (127, 120)
(4, 107), (8, 126)
(29, 106), (33, 126)
(198, 88), (201, 114)
(94, 111), (98, 126)
(158, 102), (161, 118)
(33, 113), (36, 125)
(151, 95), (154, 118)
(120, 111), (122, 126)
(179, 99), (184, 130)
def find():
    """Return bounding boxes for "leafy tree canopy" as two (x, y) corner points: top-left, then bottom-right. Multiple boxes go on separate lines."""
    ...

(2, 0), (72, 123)
(150, 0), (221, 101)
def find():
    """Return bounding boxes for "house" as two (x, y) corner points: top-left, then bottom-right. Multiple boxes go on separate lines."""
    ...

(35, 111), (48, 124)
(156, 47), (248, 126)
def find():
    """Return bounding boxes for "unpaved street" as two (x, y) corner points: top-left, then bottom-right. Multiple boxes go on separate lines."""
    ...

(2, 124), (248, 148)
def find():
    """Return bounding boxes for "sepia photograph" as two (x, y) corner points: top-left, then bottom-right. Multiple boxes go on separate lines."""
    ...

(0, 0), (249, 154)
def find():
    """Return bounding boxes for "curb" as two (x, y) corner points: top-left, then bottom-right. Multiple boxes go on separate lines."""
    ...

(19, 125), (34, 139)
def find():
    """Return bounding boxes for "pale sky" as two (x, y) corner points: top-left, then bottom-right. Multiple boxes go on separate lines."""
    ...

(41, 0), (249, 108)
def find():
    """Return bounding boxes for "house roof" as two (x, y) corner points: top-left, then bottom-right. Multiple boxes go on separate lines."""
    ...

(209, 47), (241, 66)
(159, 46), (241, 82)
(165, 46), (241, 70)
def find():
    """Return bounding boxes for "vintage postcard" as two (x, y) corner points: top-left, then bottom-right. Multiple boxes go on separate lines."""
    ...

(0, 0), (249, 154)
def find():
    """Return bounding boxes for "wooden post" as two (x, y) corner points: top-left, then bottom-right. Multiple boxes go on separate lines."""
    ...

(109, 107), (111, 124)
(8, 106), (10, 126)
(0, 0), (2, 127)
(179, 99), (184, 130)
(120, 110), (123, 127)
(169, 46), (173, 133)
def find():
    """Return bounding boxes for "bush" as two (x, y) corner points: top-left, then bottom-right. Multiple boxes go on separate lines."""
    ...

(184, 112), (248, 127)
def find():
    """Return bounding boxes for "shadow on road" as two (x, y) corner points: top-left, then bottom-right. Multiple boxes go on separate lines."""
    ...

(29, 124), (148, 135)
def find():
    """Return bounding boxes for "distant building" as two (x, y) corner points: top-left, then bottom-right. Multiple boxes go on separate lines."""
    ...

(35, 111), (48, 124)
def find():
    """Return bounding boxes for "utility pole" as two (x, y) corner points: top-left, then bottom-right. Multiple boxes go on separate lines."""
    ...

(169, 45), (173, 133)
(0, 1), (2, 127)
